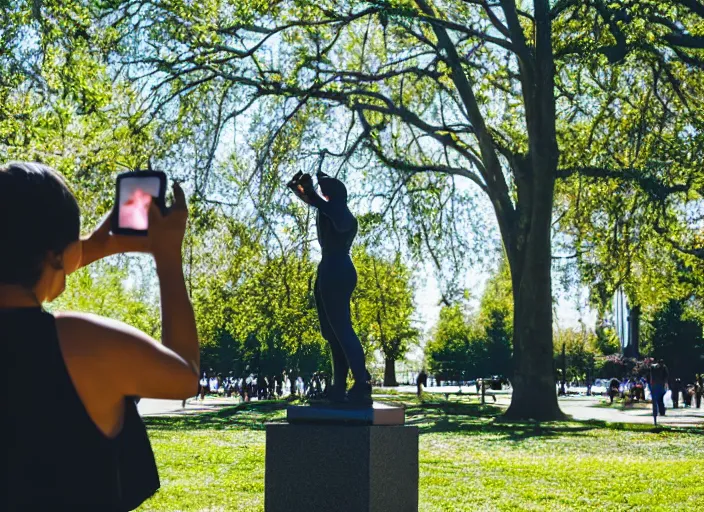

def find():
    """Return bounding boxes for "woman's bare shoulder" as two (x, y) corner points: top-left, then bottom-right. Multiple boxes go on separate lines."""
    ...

(55, 311), (152, 347)
(53, 312), (129, 437)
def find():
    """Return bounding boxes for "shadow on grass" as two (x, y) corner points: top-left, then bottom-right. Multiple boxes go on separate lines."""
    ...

(401, 399), (595, 442)
(142, 393), (704, 439)
(576, 418), (704, 435)
(590, 400), (652, 411)
(391, 394), (703, 440)
(143, 400), (289, 431)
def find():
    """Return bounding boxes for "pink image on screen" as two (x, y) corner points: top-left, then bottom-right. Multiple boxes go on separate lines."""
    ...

(119, 186), (154, 230)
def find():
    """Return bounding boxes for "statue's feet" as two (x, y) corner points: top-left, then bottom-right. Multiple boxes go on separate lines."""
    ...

(347, 382), (373, 406)
(326, 385), (347, 404)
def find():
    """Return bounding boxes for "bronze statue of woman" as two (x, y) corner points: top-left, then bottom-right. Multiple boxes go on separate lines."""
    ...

(287, 171), (372, 405)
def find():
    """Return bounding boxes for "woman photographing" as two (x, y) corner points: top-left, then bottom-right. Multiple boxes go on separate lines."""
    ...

(2, 162), (199, 510)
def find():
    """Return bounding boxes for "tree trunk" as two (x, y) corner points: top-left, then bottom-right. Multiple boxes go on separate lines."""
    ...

(383, 357), (398, 387)
(503, 198), (565, 420)
(504, 267), (564, 419)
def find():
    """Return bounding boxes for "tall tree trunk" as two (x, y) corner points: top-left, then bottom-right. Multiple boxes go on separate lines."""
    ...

(501, 0), (563, 420)
(414, 0), (562, 420)
(504, 254), (563, 419)
(503, 166), (564, 420)
(383, 356), (398, 387)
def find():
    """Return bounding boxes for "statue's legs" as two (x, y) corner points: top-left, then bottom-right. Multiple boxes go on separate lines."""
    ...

(314, 276), (349, 396)
(317, 259), (369, 393)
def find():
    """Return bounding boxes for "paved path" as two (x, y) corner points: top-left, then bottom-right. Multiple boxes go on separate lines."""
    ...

(393, 385), (704, 426)
(138, 390), (704, 426)
(137, 399), (185, 416)
(137, 397), (252, 417)
(558, 396), (704, 426)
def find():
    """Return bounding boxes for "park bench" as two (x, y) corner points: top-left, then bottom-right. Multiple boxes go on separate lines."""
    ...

(440, 390), (498, 403)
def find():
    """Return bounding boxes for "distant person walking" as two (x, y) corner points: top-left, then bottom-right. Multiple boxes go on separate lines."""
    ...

(649, 360), (669, 425)
(416, 370), (428, 397)
(670, 378), (681, 408)
(198, 372), (208, 400)
(608, 378), (620, 404)
(209, 375), (219, 395)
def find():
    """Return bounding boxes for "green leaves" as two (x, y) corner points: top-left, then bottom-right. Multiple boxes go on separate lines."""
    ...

(426, 260), (514, 381)
(425, 303), (483, 381)
(188, 212), (328, 376)
(649, 298), (704, 378)
(553, 0), (704, 321)
(554, 327), (598, 384)
(51, 262), (160, 337)
(351, 246), (418, 362)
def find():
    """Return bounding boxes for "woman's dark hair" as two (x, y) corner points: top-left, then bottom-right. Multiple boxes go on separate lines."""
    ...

(0, 162), (80, 288)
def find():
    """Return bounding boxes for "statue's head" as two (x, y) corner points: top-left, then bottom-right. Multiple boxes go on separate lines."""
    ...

(316, 171), (347, 203)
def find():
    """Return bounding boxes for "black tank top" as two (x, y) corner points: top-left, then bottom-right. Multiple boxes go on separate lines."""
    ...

(3, 308), (159, 511)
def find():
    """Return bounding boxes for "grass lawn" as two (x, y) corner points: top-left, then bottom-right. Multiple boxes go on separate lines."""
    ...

(137, 394), (704, 512)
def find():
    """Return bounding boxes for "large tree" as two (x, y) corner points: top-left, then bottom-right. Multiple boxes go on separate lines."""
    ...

(649, 299), (704, 380)
(477, 259), (513, 378)
(552, 1), (704, 323)
(86, 0), (703, 419)
(425, 303), (480, 384)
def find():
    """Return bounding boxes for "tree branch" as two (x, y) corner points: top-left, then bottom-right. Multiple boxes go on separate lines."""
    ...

(364, 134), (489, 194)
(499, 0), (535, 68)
(653, 225), (704, 260)
(551, 0), (578, 18)
(674, 0), (704, 18)
(557, 166), (694, 199)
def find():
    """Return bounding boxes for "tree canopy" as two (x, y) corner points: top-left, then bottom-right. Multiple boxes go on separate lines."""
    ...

(2, 0), (703, 418)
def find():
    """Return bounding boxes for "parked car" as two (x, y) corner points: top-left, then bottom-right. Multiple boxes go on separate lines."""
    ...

(590, 379), (609, 395)
(482, 375), (510, 391)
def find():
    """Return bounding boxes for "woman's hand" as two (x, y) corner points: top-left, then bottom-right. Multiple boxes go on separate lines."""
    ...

(75, 209), (151, 273)
(286, 171), (304, 192)
(74, 182), (188, 272)
(298, 173), (315, 197)
(148, 182), (188, 266)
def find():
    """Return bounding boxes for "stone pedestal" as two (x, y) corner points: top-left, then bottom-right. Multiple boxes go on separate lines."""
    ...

(287, 402), (405, 425)
(265, 422), (419, 512)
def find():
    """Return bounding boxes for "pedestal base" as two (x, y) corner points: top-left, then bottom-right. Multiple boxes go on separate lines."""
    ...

(287, 402), (405, 425)
(265, 423), (419, 512)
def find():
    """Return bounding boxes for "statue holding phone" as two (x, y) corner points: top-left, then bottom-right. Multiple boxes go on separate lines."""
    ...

(287, 171), (372, 405)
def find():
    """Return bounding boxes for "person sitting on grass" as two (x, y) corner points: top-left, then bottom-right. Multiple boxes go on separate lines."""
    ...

(1, 162), (199, 511)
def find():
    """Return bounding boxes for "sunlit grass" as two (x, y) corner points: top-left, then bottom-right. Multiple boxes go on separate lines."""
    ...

(137, 394), (704, 511)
